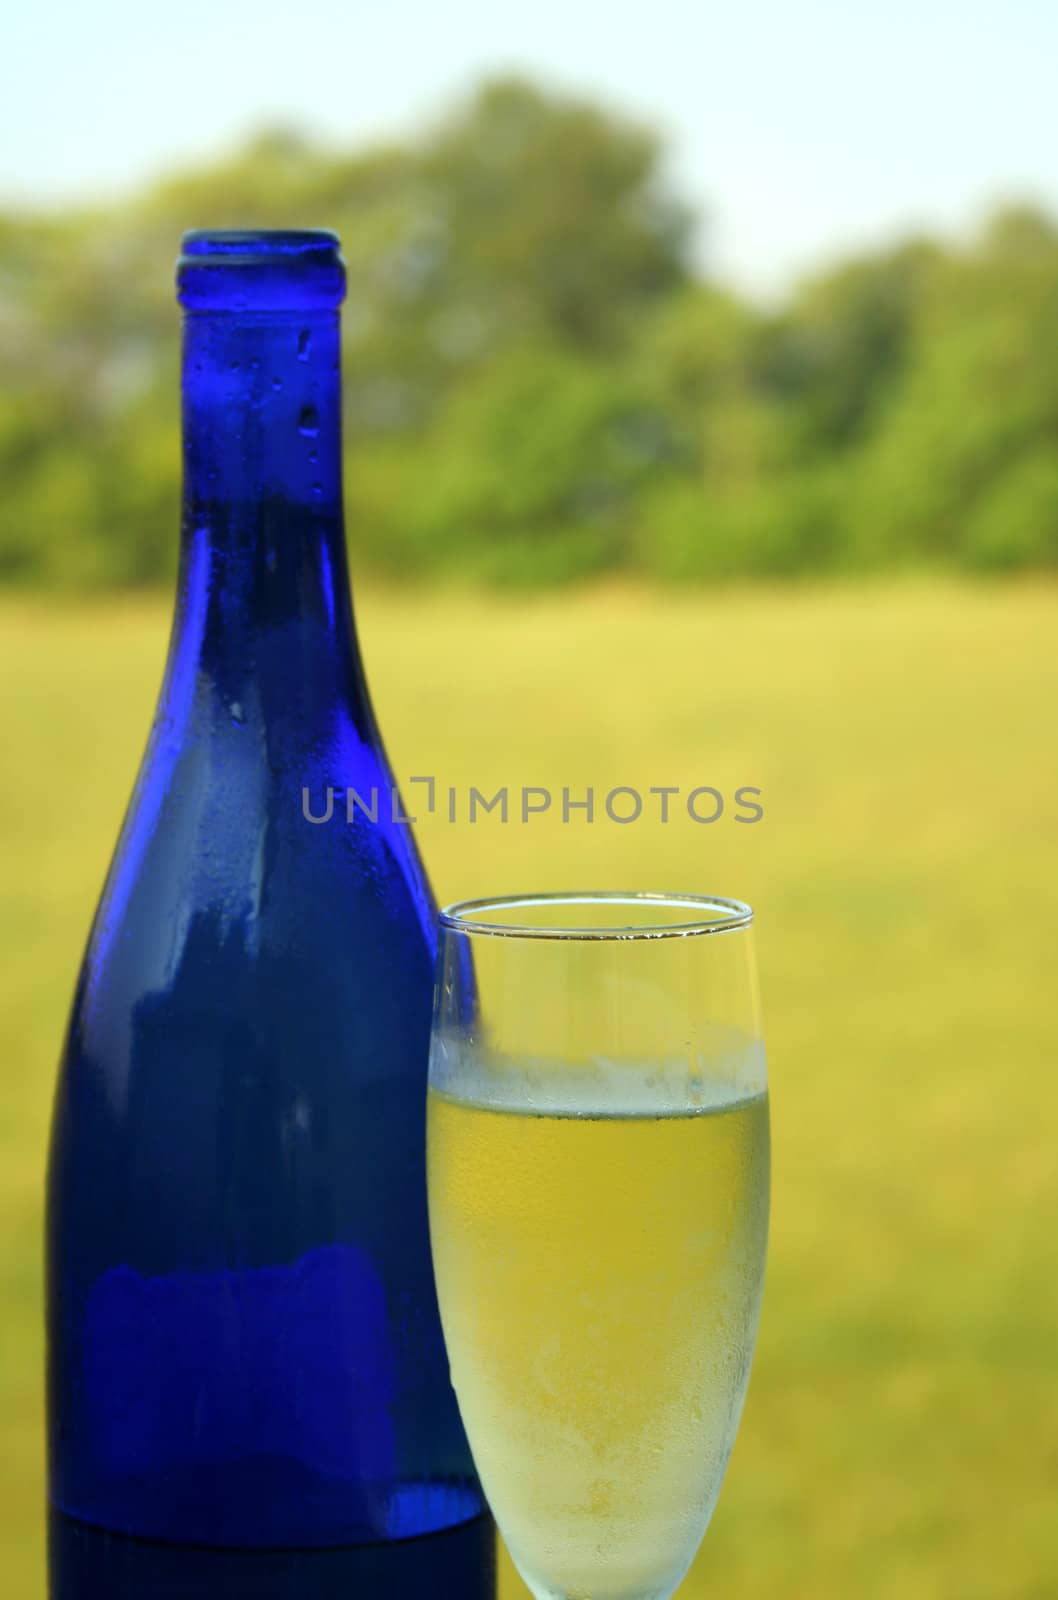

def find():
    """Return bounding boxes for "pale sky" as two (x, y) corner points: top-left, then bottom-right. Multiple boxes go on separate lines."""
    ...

(4, 0), (1057, 296)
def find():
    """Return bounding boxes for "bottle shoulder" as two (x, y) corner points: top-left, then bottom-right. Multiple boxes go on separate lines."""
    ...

(60, 704), (437, 1072)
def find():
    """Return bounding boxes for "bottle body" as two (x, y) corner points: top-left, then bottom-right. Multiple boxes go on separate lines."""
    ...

(48, 1507), (495, 1600)
(45, 233), (491, 1595)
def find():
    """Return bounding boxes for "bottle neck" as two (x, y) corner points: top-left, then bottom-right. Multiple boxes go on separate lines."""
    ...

(182, 309), (343, 522)
(172, 310), (365, 725)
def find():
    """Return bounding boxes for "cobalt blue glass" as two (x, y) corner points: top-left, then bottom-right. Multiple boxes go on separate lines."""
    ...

(45, 231), (494, 1597)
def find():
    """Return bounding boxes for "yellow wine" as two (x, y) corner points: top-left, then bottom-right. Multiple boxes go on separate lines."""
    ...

(428, 1067), (769, 1600)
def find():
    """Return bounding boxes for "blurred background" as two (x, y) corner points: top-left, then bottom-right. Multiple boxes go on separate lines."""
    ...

(3, 1), (1056, 1595)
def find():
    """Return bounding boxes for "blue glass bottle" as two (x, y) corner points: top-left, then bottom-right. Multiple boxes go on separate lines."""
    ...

(46, 231), (494, 1598)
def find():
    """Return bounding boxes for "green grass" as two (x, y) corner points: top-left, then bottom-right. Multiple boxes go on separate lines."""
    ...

(2, 580), (1056, 1598)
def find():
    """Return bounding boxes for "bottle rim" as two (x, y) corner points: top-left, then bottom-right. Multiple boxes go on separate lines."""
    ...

(177, 230), (346, 311)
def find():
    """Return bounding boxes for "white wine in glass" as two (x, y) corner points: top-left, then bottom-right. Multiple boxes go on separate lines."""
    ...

(428, 893), (770, 1600)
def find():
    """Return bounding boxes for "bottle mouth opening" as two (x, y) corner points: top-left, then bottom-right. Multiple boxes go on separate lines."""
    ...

(177, 230), (346, 311)
(181, 230), (341, 261)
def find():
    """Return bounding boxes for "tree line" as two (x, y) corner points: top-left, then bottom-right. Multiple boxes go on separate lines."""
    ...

(2, 77), (1057, 588)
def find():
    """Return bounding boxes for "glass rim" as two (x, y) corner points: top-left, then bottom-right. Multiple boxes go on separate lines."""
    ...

(437, 891), (754, 942)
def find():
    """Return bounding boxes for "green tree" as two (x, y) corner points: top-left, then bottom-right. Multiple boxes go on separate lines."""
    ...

(2, 82), (1058, 588)
(850, 206), (1058, 569)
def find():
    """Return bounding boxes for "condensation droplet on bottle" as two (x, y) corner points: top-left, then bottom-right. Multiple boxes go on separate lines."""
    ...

(272, 377), (283, 391)
(312, 482), (322, 498)
(230, 702), (246, 726)
(308, 450), (318, 465)
(297, 330), (311, 361)
(298, 405), (319, 437)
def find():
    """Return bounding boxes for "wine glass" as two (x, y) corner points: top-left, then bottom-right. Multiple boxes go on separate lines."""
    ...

(427, 892), (770, 1600)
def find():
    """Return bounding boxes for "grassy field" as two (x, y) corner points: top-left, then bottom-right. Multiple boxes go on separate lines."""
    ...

(2, 580), (1056, 1597)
